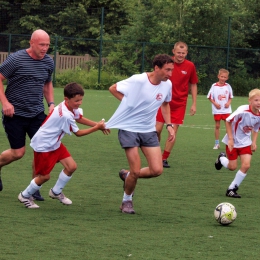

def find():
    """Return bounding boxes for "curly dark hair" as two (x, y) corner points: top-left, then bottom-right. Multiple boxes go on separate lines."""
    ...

(152, 54), (173, 69)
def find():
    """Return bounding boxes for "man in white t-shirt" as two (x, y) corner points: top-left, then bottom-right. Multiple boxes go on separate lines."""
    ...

(106, 54), (175, 214)
(215, 89), (260, 198)
(18, 82), (109, 209)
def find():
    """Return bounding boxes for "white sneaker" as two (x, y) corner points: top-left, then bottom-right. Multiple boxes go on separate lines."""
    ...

(49, 189), (72, 205)
(213, 144), (220, 149)
(18, 192), (40, 209)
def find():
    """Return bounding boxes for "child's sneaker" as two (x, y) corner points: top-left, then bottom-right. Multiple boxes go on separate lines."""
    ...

(18, 192), (40, 208)
(213, 144), (220, 149)
(49, 189), (72, 205)
(215, 152), (226, 170)
(226, 185), (241, 198)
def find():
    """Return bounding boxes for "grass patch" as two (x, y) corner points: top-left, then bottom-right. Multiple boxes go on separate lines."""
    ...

(1, 90), (260, 259)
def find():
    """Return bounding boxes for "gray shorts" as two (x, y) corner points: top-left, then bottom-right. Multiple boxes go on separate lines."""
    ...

(118, 130), (159, 148)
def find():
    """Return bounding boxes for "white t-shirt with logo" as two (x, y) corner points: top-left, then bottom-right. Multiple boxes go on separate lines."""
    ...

(222, 105), (260, 147)
(106, 73), (172, 132)
(30, 101), (83, 152)
(207, 83), (233, 114)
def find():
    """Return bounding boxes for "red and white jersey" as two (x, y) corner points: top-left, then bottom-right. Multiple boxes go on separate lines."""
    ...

(30, 101), (83, 152)
(169, 59), (198, 109)
(222, 105), (260, 148)
(207, 82), (233, 114)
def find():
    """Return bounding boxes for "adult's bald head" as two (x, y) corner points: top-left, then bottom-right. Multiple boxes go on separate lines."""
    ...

(28, 29), (50, 60)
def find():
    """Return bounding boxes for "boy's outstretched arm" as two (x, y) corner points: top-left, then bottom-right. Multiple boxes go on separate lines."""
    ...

(76, 117), (110, 135)
(74, 120), (109, 137)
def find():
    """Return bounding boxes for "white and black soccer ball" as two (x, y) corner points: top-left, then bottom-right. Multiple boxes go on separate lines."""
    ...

(214, 202), (237, 225)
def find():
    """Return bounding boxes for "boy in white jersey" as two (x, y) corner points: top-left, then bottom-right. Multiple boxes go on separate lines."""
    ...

(215, 88), (260, 198)
(207, 69), (233, 149)
(18, 82), (109, 208)
(105, 54), (175, 214)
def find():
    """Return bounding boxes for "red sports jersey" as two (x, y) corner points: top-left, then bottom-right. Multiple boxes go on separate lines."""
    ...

(170, 59), (198, 109)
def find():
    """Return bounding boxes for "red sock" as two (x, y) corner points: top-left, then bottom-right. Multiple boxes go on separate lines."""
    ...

(162, 151), (170, 160)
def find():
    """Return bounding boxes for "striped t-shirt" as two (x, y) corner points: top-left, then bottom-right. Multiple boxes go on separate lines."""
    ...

(0, 49), (54, 117)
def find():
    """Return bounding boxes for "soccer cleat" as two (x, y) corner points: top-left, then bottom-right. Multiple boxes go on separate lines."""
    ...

(213, 144), (220, 149)
(226, 185), (241, 198)
(0, 169), (3, 191)
(32, 190), (45, 201)
(120, 200), (135, 214)
(163, 160), (170, 168)
(215, 152), (226, 170)
(18, 192), (40, 208)
(49, 189), (72, 205)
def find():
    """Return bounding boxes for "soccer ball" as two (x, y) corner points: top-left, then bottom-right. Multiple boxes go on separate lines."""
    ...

(214, 202), (237, 225)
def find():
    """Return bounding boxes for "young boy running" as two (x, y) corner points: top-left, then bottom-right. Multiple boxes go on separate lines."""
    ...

(18, 82), (109, 208)
(215, 88), (260, 198)
(207, 69), (233, 149)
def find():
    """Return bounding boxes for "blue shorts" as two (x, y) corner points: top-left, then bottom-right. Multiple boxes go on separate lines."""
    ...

(118, 130), (159, 148)
(2, 112), (46, 149)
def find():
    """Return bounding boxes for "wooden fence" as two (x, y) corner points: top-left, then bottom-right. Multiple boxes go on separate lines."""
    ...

(0, 52), (108, 71)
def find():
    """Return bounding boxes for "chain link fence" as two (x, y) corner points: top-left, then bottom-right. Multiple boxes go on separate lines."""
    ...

(1, 4), (260, 95)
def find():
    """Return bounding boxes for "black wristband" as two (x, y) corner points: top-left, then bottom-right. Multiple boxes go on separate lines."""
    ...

(166, 124), (173, 129)
(48, 102), (55, 107)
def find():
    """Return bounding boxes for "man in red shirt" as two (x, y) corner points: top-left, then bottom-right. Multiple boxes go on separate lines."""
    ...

(156, 42), (198, 168)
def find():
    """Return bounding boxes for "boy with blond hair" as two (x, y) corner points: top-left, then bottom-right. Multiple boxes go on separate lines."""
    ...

(215, 88), (260, 198)
(207, 68), (233, 149)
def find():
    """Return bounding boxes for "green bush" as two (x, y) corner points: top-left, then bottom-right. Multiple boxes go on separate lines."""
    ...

(54, 66), (127, 89)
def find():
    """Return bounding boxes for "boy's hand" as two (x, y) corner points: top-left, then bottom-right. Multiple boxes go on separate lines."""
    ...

(227, 139), (234, 152)
(224, 103), (230, 108)
(97, 119), (110, 135)
(251, 143), (257, 152)
(214, 103), (221, 109)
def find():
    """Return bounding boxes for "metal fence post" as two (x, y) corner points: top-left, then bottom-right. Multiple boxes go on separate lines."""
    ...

(141, 42), (145, 73)
(8, 34), (11, 54)
(53, 36), (58, 87)
(98, 7), (104, 85)
(226, 16), (232, 69)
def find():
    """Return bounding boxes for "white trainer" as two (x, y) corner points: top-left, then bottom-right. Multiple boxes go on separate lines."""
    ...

(213, 144), (220, 149)
(49, 189), (72, 205)
(18, 192), (40, 209)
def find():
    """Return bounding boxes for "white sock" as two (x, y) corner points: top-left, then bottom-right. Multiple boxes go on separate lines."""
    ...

(22, 179), (41, 198)
(229, 170), (246, 189)
(123, 192), (132, 202)
(220, 156), (229, 168)
(52, 170), (71, 195)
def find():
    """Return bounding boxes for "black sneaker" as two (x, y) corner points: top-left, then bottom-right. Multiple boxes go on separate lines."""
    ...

(163, 160), (170, 168)
(32, 190), (45, 201)
(0, 170), (3, 191)
(226, 185), (241, 198)
(215, 152), (226, 170)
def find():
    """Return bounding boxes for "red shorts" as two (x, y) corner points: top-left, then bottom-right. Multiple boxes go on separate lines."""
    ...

(34, 143), (71, 176)
(214, 114), (230, 121)
(226, 145), (252, 160)
(156, 106), (186, 125)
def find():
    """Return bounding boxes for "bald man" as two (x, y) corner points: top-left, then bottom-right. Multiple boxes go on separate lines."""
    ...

(0, 29), (55, 201)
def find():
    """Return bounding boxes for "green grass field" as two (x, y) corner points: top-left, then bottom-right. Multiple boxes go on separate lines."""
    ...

(1, 89), (260, 260)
